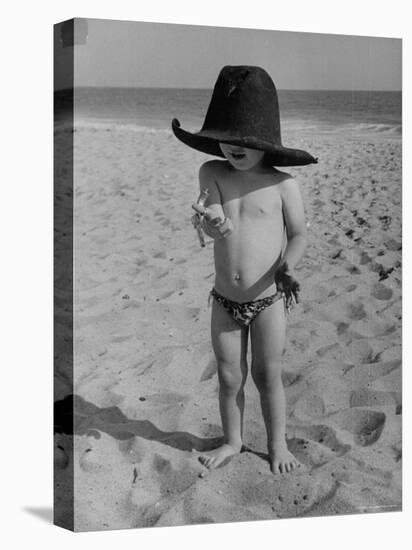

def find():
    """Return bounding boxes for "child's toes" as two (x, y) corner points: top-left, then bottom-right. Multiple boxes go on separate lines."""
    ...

(206, 457), (216, 469)
(198, 454), (214, 469)
(290, 461), (297, 472)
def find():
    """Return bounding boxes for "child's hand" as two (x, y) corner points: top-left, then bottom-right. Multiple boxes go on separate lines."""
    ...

(192, 202), (211, 218)
(191, 204), (233, 240)
(275, 263), (300, 310)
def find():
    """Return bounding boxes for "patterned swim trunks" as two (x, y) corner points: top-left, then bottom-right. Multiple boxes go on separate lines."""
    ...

(210, 287), (283, 328)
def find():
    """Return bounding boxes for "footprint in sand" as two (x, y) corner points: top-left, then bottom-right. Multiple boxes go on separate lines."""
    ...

(282, 371), (302, 387)
(200, 359), (217, 382)
(341, 359), (401, 388)
(384, 238), (401, 251)
(345, 283), (357, 292)
(371, 282), (393, 301)
(331, 408), (386, 447)
(152, 453), (198, 495)
(316, 342), (340, 358)
(369, 263), (395, 282)
(286, 438), (348, 469)
(175, 279), (188, 289)
(128, 475), (162, 511)
(159, 290), (175, 300)
(79, 445), (110, 473)
(349, 388), (401, 411)
(54, 442), (69, 470)
(118, 437), (148, 464)
(153, 453), (173, 475)
(391, 444), (402, 463)
(368, 261), (383, 273)
(345, 264), (361, 275)
(335, 321), (350, 336)
(293, 392), (326, 418)
(360, 252), (372, 265)
(306, 284), (329, 304)
(343, 339), (381, 365)
(290, 425), (351, 458)
(153, 250), (167, 259)
(347, 302), (367, 321)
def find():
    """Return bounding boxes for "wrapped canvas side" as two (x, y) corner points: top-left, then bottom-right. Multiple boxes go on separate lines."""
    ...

(54, 19), (74, 532)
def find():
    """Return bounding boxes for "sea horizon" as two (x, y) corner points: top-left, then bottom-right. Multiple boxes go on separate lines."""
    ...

(55, 86), (402, 138)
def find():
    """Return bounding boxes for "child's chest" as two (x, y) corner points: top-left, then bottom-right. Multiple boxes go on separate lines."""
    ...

(220, 177), (283, 219)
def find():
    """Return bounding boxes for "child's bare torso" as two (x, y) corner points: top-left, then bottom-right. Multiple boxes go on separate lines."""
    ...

(208, 160), (291, 302)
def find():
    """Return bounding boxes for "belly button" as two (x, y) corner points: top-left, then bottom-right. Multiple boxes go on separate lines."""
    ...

(234, 273), (241, 281)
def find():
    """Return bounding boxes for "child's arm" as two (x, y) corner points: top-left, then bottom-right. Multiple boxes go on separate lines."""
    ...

(192, 162), (233, 239)
(279, 177), (308, 270)
(276, 177), (308, 306)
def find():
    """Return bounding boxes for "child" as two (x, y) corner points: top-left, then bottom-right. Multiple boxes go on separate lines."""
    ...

(172, 66), (317, 474)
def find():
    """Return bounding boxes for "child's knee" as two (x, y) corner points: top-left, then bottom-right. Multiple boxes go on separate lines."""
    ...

(251, 360), (282, 392)
(218, 361), (245, 393)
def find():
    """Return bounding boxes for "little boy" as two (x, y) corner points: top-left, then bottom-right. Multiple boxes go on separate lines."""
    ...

(172, 66), (317, 474)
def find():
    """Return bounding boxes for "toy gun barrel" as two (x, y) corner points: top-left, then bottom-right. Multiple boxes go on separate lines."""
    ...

(192, 188), (209, 248)
(194, 217), (206, 247)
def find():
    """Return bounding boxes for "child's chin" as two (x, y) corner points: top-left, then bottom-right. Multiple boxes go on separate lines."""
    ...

(230, 161), (253, 170)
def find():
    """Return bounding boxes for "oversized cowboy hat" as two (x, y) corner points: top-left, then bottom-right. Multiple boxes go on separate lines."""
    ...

(172, 65), (317, 167)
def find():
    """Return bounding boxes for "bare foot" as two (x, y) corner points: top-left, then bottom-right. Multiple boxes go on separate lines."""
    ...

(197, 443), (240, 469)
(269, 445), (301, 474)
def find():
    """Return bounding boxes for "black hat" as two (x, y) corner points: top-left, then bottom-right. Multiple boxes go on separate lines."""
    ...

(172, 65), (317, 167)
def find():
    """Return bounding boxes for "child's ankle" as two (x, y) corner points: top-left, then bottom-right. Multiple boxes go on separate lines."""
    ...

(268, 439), (288, 454)
(224, 439), (242, 451)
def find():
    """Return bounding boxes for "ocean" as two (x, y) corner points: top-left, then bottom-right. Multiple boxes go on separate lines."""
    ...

(61, 87), (402, 138)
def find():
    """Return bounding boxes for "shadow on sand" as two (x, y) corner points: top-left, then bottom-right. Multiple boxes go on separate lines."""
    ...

(54, 394), (221, 453)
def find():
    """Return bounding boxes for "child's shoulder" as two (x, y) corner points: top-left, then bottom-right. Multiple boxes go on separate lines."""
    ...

(273, 169), (293, 183)
(275, 172), (304, 207)
(199, 159), (229, 177)
(275, 171), (302, 192)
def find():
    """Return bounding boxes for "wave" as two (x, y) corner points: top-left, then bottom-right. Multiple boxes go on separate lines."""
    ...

(282, 119), (402, 139)
(55, 117), (402, 140)
(341, 123), (402, 136)
(55, 119), (171, 135)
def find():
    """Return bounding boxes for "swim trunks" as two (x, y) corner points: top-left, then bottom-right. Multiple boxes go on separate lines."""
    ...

(210, 287), (283, 328)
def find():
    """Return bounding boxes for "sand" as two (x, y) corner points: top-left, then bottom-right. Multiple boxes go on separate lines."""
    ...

(54, 123), (401, 531)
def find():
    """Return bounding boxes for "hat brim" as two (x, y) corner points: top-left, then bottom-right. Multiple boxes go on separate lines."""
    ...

(172, 118), (317, 167)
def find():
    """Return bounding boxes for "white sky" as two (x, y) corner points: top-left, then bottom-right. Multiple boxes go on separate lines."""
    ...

(55, 18), (402, 90)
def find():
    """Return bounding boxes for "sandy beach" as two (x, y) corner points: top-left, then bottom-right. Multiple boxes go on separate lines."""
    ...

(54, 123), (401, 530)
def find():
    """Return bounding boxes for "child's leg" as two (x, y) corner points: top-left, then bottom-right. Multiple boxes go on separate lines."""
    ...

(250, 300), (300, 474)
(198, 299), (248, 469)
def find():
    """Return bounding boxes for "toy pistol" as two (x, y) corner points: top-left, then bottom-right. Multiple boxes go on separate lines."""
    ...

(191, 188), (209, 247)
